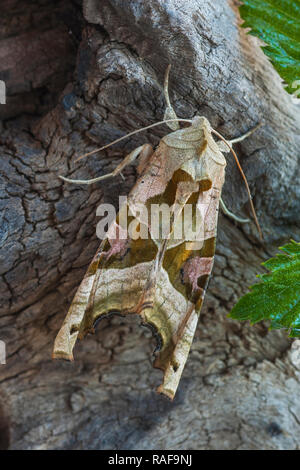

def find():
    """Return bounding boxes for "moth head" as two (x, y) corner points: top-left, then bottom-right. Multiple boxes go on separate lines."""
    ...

(191, 116), (211, 130)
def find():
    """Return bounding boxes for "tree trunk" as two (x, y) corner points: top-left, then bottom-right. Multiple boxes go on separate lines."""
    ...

(0, 0), (299, 450)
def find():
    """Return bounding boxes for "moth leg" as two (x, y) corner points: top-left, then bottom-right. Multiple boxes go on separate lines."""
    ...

(228, 123), (261, 145)
(136, 144), (154, 175)
(220, 197), (250, 224)
(163, 65), (180, 130)
(60, 144), (153, 185)
(217, 124), (261, 153)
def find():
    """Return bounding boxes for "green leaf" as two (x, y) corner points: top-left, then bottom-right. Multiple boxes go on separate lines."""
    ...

(229, 240), (300, 337)
(239, 0), (300, 95)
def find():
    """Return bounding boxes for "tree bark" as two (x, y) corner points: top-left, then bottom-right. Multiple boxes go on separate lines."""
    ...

(0, 0), (299, 450)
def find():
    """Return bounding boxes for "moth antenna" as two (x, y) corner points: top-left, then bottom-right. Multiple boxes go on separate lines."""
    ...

(75, 119), (192, 162)
(164, 64), (172, 109)
(212, 129), (263, 240)
(163, 64), (180, 130)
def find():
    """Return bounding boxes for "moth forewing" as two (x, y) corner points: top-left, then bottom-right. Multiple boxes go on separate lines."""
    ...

(152, 123), (226, 397)
(53, 243), (104, 360)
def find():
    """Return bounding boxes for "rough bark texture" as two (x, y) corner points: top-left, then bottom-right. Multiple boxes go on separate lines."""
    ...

(0, 0), (299, 450)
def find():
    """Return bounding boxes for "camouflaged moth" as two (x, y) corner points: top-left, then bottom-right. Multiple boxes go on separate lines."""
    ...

(53, 66), (261, 399)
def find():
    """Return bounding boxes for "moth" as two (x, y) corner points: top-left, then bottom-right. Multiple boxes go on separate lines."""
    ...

(53, 66), (261, 399)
